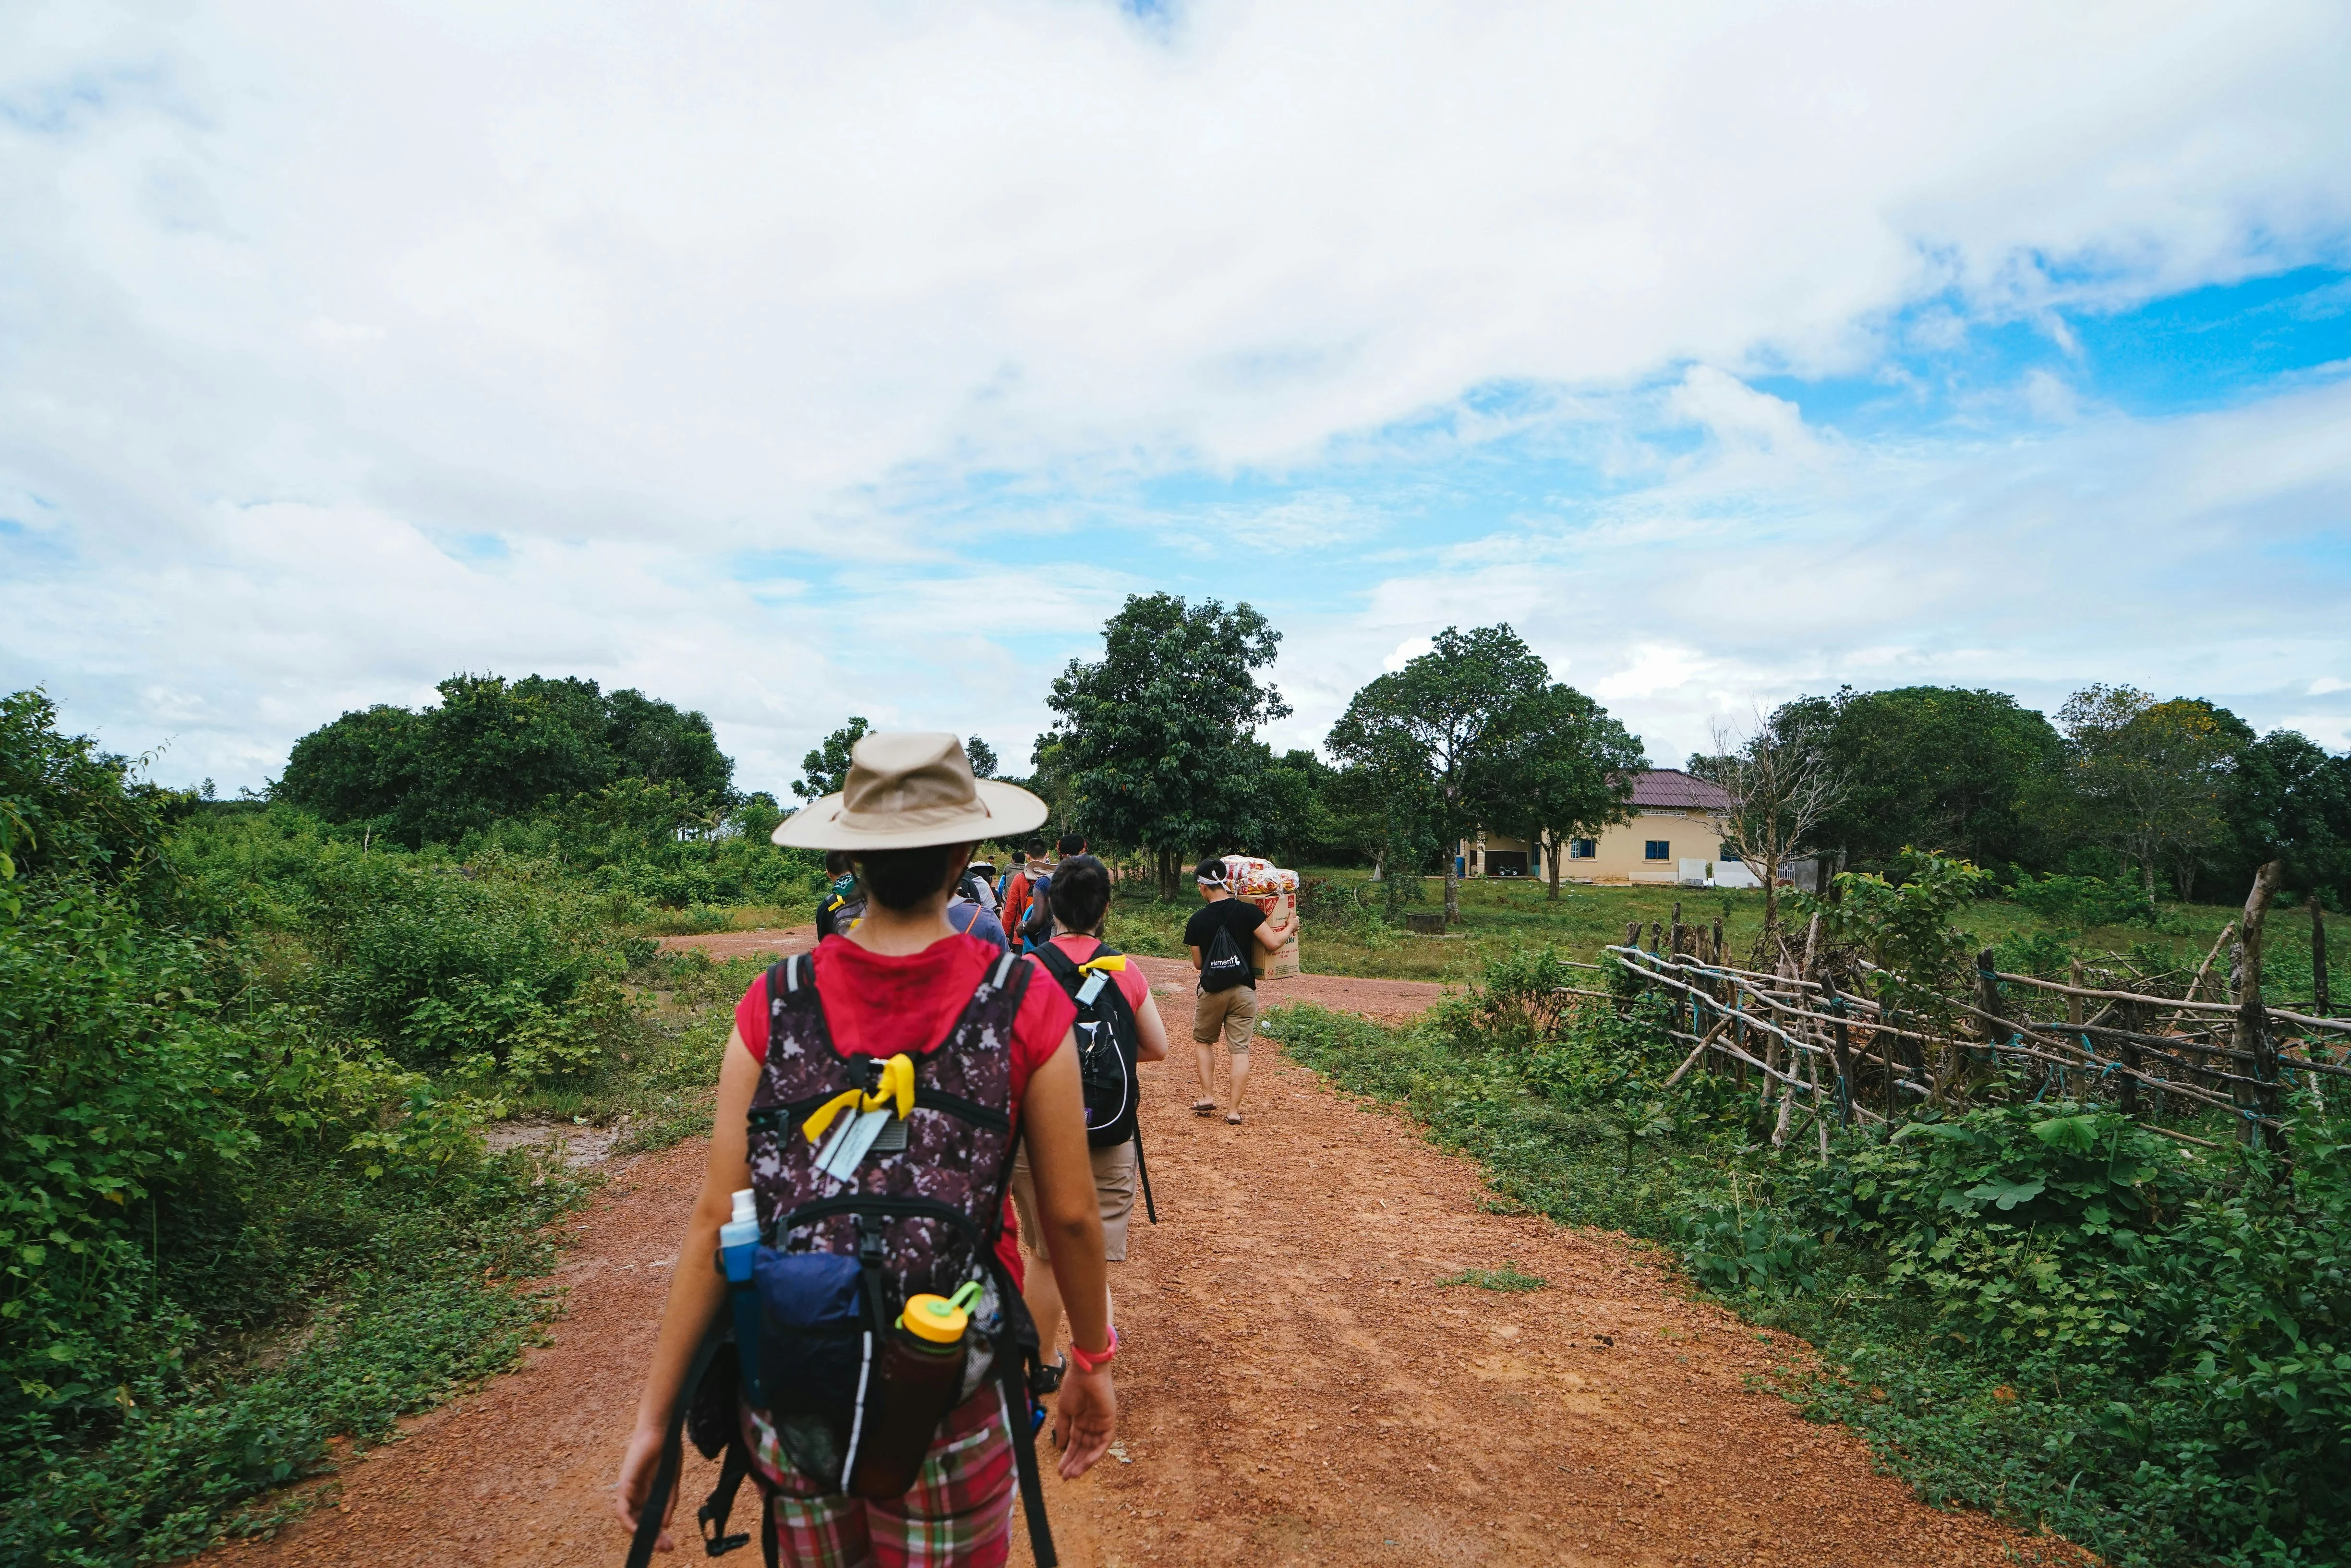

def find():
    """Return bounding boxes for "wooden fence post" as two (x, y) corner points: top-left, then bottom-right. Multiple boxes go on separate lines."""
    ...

(2236, 862), (2286, 1154)
(2316, 897), (2331, 1020)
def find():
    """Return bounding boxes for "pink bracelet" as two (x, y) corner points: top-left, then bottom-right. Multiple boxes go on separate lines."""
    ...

(1065, 1327), (1118, 1374)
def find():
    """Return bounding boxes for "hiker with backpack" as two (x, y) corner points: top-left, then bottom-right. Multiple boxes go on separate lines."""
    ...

(614, 733), (1117, 1568)
(1013, 833), (1088, 953)
(814, 851), (864, 941)
(1183, 855), (1296, 1126)
(996, 851), (1034, 939)
(1012, 855), (1167, 1377)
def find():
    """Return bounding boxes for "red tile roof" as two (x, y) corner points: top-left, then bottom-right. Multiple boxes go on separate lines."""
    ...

(1626, 769), (1736, 812)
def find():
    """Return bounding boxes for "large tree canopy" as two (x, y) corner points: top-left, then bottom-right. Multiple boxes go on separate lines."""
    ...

(1327, 624), (1550, 923)
(2052, 685), (2253, 902)
(1495, 683), (1646, 901)
(793, 716), (871, 802)
(1044, 593), (1288, 895)
(1772, 685), (2064, 872)
(276, 674), (734, 846)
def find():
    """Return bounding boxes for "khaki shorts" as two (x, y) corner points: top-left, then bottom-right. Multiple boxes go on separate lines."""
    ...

(1193, 983), (1260, 1052)
(1009, 1139), (1136, 1263)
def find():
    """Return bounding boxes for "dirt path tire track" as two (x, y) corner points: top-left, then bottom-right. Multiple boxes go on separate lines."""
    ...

(202, 955), (2074, 1568)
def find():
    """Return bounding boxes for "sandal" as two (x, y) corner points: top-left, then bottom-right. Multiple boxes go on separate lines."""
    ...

(1192, 1099), (1217, 1116)
(1225, 1110), (1244, 1126)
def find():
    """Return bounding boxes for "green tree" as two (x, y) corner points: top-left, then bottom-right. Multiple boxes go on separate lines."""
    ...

(1327, 625), (1549, 925)
(793, 716), (870, 802)
(275, 703), (424, 829)
(1771, 686), (2063, 871)
(2053, 686), (2251, 903)
(2215, 730), (2351, 903)
(1495, 684), (1645, 902)
(277, 675), (732, 846)
(1248, 747), (1344, 867)
(600, 687), (735, 801)
(963, 736), (999, 779)
(1043, 594), (1289, 897)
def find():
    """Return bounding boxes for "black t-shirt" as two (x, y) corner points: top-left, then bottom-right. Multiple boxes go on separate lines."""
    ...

(1183, 898), (1267, 989)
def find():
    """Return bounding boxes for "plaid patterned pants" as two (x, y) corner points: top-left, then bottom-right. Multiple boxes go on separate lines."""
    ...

(744, 1388), (1016, 1568)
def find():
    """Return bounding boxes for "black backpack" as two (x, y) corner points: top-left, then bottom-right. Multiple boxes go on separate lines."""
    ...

(1031, 942), (1157, 1223)
(1199, 911), (1251, 993)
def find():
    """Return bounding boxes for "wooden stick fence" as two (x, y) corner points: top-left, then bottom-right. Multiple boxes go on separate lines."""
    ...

(1584, 930), (2351, 1156)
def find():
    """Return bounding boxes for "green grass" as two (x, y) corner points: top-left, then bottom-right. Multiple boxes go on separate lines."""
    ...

(1091, 868), (2301, 1000)
(1435, 1263), (1547, 1292)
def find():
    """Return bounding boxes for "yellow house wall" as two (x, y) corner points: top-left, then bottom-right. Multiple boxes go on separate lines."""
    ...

(1462, 810), (1727, 885)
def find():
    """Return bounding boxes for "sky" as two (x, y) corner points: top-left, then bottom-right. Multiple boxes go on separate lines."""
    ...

(3, 0), (2348, 797)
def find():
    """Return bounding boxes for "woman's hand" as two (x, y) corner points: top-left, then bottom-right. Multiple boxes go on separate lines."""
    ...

(1052, 1365), (1118, 1478)
(613, 1423), (677, 1549)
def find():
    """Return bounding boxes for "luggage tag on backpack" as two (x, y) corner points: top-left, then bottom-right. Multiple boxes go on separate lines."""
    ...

(1074, 971), (1108, 1006)
(818, 1107), (892, 1181)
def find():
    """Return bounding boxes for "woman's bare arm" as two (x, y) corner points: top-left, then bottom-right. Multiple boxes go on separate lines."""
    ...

(1132, 983), (1169, 1063)
(1020, 1033), (1119, 1477)
(613, 1029), (760, 1546)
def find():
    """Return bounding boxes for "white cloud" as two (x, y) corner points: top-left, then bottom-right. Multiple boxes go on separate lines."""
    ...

(2, 1), (2350, 784)
(1381, 636), (1433, 674)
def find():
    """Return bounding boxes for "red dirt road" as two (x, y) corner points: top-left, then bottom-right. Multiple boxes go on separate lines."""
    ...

(201, 945), (2075, 1568)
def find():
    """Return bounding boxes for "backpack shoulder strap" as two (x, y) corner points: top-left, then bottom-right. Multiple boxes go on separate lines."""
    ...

(1030, 941), (1082, 990)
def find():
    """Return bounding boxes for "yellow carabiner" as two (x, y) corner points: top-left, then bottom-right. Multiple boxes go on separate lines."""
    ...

(1077, 954), (1128, 974)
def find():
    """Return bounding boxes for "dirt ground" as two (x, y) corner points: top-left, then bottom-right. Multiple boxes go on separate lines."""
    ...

(200, 952), (2078, 1568)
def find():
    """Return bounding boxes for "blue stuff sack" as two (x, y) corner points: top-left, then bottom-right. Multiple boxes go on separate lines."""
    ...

(753, 1249), (868, 1489)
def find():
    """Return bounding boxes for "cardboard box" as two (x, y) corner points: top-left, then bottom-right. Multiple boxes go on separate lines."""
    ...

(1221, 857), (1300, 979)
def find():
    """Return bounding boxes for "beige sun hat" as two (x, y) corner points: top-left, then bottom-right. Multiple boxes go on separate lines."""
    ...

(772, 731), (1047, 851)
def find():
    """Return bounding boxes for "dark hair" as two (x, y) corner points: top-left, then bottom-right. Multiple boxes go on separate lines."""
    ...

(1010, 850), (1027, 865)
(823, 850), (854, 877)
(1055, 832), (1087, 859)
(1047, 855), (1111, 935)
(1194, 855), (1228, 885)
(1025, 839), (1047, 856)
(853, 844), (968, 911)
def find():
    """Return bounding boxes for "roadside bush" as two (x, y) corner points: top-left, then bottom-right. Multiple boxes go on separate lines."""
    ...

(1, 694), (601, 1567)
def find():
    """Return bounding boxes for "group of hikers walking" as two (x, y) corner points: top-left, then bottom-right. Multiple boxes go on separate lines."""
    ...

(615, 731), (1292, 1566)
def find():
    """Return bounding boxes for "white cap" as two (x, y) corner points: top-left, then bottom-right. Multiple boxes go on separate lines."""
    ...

(730, 1189), (757, 1225)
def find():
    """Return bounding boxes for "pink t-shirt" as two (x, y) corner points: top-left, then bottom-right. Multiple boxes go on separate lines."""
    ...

(1045, 932), (1153, 1016)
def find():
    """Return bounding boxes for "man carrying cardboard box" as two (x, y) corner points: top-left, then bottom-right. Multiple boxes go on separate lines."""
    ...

(1182, 855), (1296, 1126)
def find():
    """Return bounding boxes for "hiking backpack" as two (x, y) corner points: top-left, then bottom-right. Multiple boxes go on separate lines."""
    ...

(625, 950), (1059, 1568)
(816, 888), (867, 941)
(1199, 911), (1251, 993)
(1031, 942), (1157, 1222)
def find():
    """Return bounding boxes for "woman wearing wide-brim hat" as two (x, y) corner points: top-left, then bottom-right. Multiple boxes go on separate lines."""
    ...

(615, 733), (1117, 1565)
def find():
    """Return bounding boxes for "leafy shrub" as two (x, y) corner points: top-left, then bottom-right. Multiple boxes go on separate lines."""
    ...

(1, 694), (611, 1566)
(2010, 873), (2157, 929)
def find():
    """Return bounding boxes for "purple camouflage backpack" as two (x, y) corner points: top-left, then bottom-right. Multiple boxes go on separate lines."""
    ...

(641, 948), (1061, 1568)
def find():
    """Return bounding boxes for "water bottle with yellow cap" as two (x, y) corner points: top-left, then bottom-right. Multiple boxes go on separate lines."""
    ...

(857, 1280), (986, 1496)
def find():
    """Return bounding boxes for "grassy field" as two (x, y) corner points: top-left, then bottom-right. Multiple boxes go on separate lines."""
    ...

(1089, 866), (2325, 1004)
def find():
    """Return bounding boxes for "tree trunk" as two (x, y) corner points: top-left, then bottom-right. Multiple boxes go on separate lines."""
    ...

(1546, 832), (1562, 902)
(2237, 860), (2286, 1155)
(1444, 859), (1460, 926)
